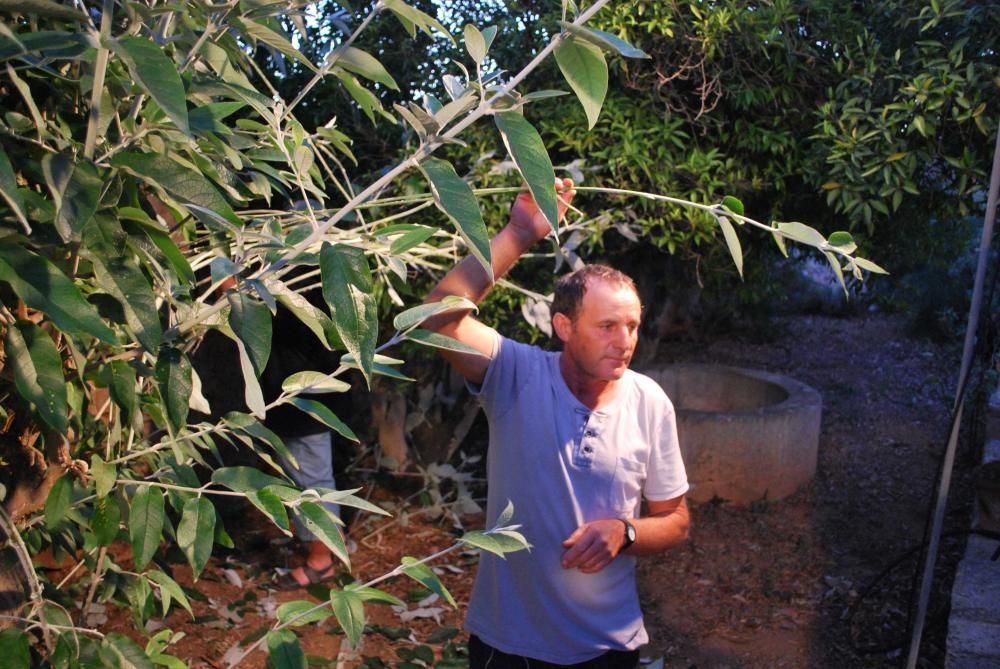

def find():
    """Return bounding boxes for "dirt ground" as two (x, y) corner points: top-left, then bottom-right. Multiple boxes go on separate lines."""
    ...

(637, 313), (978, 669)
(87, 311), (980, 668)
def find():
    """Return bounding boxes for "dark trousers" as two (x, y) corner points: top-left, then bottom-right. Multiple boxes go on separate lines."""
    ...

(469, 634), (641, 669)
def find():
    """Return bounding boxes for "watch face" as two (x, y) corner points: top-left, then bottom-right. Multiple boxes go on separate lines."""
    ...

(623, 520), (636, 547)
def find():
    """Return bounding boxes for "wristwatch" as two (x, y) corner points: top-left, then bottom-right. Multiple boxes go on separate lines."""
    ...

(620, 519), (637, 552)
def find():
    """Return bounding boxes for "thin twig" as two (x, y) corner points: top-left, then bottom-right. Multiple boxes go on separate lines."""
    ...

(0, 504), (53, 653)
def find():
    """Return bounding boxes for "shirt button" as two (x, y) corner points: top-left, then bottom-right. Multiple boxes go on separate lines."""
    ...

(583, 445), (593, 454)
(585, 430), (595, 437)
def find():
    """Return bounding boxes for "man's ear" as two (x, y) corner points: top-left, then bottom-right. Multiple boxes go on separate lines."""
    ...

(552, 312), (572, 342)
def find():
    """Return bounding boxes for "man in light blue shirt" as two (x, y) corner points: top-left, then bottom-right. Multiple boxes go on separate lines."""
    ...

(424, 180), (690, 668)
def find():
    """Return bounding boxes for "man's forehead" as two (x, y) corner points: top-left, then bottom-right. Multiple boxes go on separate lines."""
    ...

(582, 276), (641, 301)
(580, 280), (643, 313)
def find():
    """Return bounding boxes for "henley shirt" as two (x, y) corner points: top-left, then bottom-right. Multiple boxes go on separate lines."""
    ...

(465, 335), (689, 663)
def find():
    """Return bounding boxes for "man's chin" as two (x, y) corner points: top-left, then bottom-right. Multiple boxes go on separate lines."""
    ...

(604, 365), (629, 380)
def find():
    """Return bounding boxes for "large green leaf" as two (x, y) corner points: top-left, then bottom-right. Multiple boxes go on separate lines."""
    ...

(393, 295), (477, 332)
(382, 0), (455, 44)
(334, 70), (391, 124)
(107, 360), (138, 424)
(400, 556), (456, 607)
(824, 251), (847, 294)
(296, 501), (350, 568)
(460, 529), (531, 557)
(854, 256), (889, 275)
(266, 630), (306, 669)
(348, 585), (404, 606)
(269, 279), (341, 350)
(100, 633), (155, 669)
(92, 495), (121, 546)
(0, 0), (82, 22)
(234, 335), (266, 418)
(776, 221), (827, 248)
(0, 30), (93, 61)
(110, 36), (190, 136)
(404, 328), (486, 356)
(0, 243), (115, 343)
(281, 371), (351, 395)
(288, 397), (358, 443)
(44, 474), (72, 530)
(5, 320), (68, 433)
(211, 466), (288, 492)
(146, 570), (193, 617)
(89, 251), (163, 352)
(330, 46), (398, 90)
(110, 152), (240, 227)
(320, 243), (377, 385)
(129, 485), (165, 570)
(276, 600), (333, 626)
(188, 101), (245, 136)
(0, 628), (30, 669)
(223, 412), (296, 467)
(557, 22), (650, 59)
(554, 36), (608, 130)
(227, 292), (272, 376)
(316, 488), (390, 517)
(494, 112), (559, 233)
(125, 573), (154, 631)
(41, 153), (102, 243)
(92, 454), (116, 498)
(330, 589), (366, 648)
(826, 230), (857, 254)
(4, 63), (43, 141)
(715, 215), (744, 278)
(119, 209), (195, 285)
(246, 487), (291, 535)
(155, 347), (192, 433)
(419, 158), (491, 278)
(721, 195), (745, 217)
(463, 24), (497, 66)
(177, 497), (215, 580)
(0, 147), (27, 232)
(386, 224), (436, 255)
(198, 40), (256, 91)
(232, 18), (317, 74)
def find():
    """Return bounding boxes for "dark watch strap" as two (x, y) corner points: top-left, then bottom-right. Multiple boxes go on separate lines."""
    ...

(620, 519), (636, 551)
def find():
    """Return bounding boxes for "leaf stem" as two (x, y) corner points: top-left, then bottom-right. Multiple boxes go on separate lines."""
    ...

(84, 0), (114, 159)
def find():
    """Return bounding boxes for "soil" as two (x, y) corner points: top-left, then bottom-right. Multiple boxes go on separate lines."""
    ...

(56, 312), (983, 668)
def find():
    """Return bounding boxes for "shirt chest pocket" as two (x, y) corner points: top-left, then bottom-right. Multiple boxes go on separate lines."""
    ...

(611, 457), (647, 514)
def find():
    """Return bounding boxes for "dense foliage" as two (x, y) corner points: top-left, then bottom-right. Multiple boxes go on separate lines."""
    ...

(539, 0), (998, 306)
(0, 0), (908, 666)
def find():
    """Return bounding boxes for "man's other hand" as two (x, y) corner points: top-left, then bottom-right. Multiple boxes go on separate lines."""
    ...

(508, 177), (576, 242)
(560, 518), (627, 574)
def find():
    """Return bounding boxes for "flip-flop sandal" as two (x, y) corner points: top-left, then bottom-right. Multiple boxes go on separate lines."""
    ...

(272, 564), (337, 591)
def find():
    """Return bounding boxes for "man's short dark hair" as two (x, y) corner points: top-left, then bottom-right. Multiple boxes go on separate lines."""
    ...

(551, 264), (640, 321)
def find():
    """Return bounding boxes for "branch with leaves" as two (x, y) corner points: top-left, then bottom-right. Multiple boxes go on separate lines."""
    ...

(0, 0), (889, 665)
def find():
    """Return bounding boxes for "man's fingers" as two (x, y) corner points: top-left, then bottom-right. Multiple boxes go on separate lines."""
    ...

(561, 522), (617, 571)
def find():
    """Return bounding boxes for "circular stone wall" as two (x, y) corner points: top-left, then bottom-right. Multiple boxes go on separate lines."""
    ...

(643, 364), (823, 505)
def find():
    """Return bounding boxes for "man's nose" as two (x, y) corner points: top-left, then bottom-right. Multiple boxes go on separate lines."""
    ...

(612, 326), (632, 348)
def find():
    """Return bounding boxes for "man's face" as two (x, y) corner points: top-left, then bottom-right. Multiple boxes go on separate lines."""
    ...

(557, 279), (642, 382)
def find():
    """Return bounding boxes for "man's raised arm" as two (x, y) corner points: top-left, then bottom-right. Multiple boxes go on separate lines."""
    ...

(422, 179), (575, 384)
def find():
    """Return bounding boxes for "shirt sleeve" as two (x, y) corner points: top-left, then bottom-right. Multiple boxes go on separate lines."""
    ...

(466, 335), (542, 421)
(643, 395), (690, 501)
